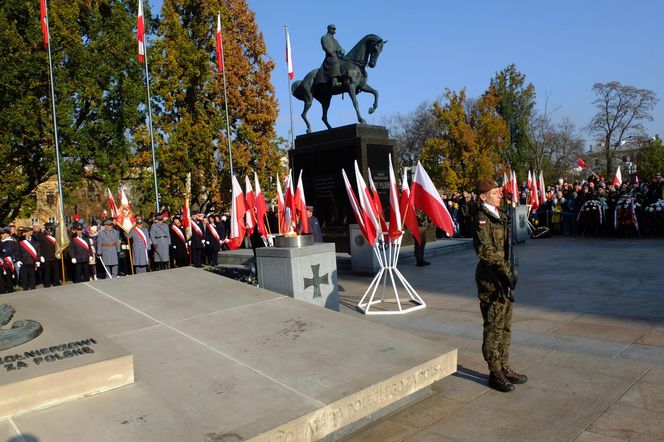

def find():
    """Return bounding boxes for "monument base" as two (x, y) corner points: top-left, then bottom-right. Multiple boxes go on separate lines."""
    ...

(256, 243), (339, 311)
(349, 224), (380, 274)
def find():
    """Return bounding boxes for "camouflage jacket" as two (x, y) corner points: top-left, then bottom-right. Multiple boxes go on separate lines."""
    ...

(473, 205), (510, 291)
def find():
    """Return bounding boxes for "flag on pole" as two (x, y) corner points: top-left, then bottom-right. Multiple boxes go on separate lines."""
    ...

(285, 25), (294, 80)
(367, 167), (388, 233)
(107, 188), (119, 218)
(55, 192), (69, 259)
(40, 0), (49, 48)
(254, 172), (269, 237)
(511, 170), (518, 207)
(244, 175), (255, 234)
(182, 196), (192, 240)
(538, 170), (546, 204)
(294, 170), (309, 234)
(354, 161), (382, 240)
(216, 13), (224, 72)
(577, 158), (588, 168)
(342, 169), (375, 246)
(276, 173), (286, 234)
(387, 155), (402, 241)
(284, 170), (296, 230)
(612, 165), (623, 186)
(410, 162), (455, 237)
(137, 0), (145, 63)
(116, 188), (136, 233)
(228, 175), (247, 250)
(400, 169), (420, 245)
(503, 170), (510, 196)
(528, 171), (540, 211)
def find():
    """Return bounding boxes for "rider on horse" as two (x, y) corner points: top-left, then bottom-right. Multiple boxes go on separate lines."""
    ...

(316, 24), (345, 89)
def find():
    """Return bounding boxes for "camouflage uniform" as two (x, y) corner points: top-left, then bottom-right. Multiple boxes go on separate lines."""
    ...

(473, 204), (513, 373)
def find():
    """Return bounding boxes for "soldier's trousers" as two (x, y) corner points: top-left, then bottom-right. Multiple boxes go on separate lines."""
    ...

(43, 260), (60, 287)
(480, 297), (512, 372)
(21, 266), (36, 290)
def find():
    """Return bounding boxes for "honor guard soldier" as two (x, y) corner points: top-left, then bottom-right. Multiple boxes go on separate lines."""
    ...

(190, 210), (206, 267)
(37, 222), (60, 287)
(131, 217), (151, 274)
(150, 214), (171, 270)
(16, 227), (42, 290)
(205, 214), (222, 266)
(69, 223), (92, 283)
(474, 179), (527, 393)
(169, 215), (189, 267)
(98, 220), (121, 277)
(1, 227), (16, 292)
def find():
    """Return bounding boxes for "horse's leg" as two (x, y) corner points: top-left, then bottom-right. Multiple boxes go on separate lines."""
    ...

(347, 82), (366, 124)
(360, 82), (379, 114)
(320, 94), (333, 130)
(302, 93), (313, 134)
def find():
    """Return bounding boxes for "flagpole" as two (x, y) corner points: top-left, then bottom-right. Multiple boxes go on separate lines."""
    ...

(141, 24), (160, 214)
(219, 14), (234, 183)
(44, 0), (65, 223)
(285, 25), (295, 150)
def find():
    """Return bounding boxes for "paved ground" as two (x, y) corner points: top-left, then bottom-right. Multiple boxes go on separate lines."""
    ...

(336, 236), (664, 442)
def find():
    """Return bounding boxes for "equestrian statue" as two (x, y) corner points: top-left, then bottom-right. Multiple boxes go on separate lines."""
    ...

(291, 25), (386, 133)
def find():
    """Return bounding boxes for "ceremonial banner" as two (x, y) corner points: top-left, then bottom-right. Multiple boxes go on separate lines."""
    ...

(400, 169), (420, 245)
(387, 155), (401, 241)
(410, 162), (454, 237)
(116, 189), (136, 234)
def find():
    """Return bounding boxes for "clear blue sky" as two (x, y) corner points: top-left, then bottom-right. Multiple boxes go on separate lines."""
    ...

(150, 0), (664, 149)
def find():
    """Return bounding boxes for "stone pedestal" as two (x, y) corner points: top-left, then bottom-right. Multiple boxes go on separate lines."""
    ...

(349, 224), (380, 274)
(289, 124), (397, 253)
(256, 243), (339, 311)
(512, 206), (530, 243)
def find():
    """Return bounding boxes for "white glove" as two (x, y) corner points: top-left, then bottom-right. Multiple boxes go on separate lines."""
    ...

(40, 256), (45, 263)
(187, 241), (191, 246)
(16, 261), (23, 269)
(36, 262), (40, 268)
(71, 258), (77, 264)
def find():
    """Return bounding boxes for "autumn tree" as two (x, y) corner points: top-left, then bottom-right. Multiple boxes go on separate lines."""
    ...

(588, 81), (658, 177)
(638, 136), (664, 181)
(421, 88), (508, 192)
(148, 0), (280, 212)
(489, 64), (536, 178)
(0, 0), (145, 222)
(382, 100), (438, 170)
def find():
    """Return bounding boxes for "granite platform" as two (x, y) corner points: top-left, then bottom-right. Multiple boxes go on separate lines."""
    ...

(0, 267), (457, 441)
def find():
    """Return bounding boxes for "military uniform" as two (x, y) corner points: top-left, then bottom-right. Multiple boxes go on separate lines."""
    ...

(131, 225), (152, 273)
(69, 229), (93, 283)
(190, 215), (206, 267)
(97, 225), (121, 277)
(316, 25), (345, 86)
(205, 220), (222, 266)
(36, 227), (60, 287)
(150, 221), (171, 270)
(16, 233), (41, 290)
(169, 221), (189, 267)
(414, 209), (430, 266)
(1, 232), (17, 292)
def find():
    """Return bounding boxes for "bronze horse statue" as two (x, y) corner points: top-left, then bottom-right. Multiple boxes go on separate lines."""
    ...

(291, 34), (386, 133)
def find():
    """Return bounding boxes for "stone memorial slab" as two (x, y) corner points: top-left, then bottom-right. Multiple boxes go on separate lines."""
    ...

(349, 224), (380, 274)
(0, 293), (134, 419)
(512, 205), (530, 243)
(256, 242), (339, 310)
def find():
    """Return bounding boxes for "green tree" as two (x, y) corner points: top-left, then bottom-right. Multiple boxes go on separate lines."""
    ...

(149, 0), (280, 212)
(0, 0), (147, 222)
(489, 64), (536, 179)
(421, 88), (508, 192)
(638, 136), (664, 181)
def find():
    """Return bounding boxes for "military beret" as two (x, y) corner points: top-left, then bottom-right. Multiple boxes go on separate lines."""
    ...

(155, 214), (163, 221)
(476, 179), (499, 195)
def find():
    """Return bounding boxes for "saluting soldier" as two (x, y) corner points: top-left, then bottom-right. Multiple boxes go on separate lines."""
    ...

(473, 179), (527, 393)
(169, 215), (189, 267)
(205, 214), (222, 266)
(130, 217), (151, 274)
(97, 220), (121, 277)
(150, 214), (171, 270)
(69, 223), (93, 283)
(16, 227), (42, 290)
(190, 210), (206, 267)
(1, 226), (17, 292)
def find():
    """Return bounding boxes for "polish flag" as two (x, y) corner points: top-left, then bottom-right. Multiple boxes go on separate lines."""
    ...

(354, 161), (382, 240)
(503, 171), (510, 195)
(342, 169), (375, 246)
(367, 168), (388, 233)
(182, 196), (192, 239)
(527, 170), (533, 191)
(137, 0), (145, 63)
(577, 158), (588, 168)
(387, 155), (402, 241)
(294, 170), (309, 234)
(400, 169), (420, 245)
(40, 0), (49, 48)
(538, 170), (546, 204)
(511, 170), (518, 207)
(410, 162), (454, 237)
(228, 175), (247, 250)
(254, 172), (269, 237)
(276, 173), (286, 234)
(612, 165), (623, 186)
(107, 188), (119, 218)
(528, 171), (539, 211)
(244, 175), (255, 234)
(284, 170), (296, 230)
(285, 25), (294, 80)
(216, 13), (224, 72)
(117, 188), (136, 233)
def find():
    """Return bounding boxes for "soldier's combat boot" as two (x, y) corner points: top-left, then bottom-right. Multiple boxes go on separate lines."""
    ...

(489, 370), (515, 392)
(503, 366), (528, 384)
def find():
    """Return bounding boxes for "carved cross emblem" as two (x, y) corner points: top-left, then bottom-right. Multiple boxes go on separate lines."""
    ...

(304, 264), (329, 299)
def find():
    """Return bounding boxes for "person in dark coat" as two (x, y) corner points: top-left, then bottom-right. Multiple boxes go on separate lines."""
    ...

(205, 215), (222, 266)
(16, 227), (42, 290)
(169, 216), (189, 268)
(1, 227), (17, 292)
(38, 222), (60, 287)
(306, 206), (323, 242)
(97, 220), (121, 277)
(190, 211), (206, 267)
(131, 218), (152, 274)
(69, 224), (92, 283)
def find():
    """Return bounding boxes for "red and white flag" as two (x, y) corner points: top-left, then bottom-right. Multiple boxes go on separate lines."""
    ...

(387, 155), (402, 241)
(216, 13), (224, 72)
(511, 170), (518, 207)
(182, 196), (192, 240)
(613, 165), (623, 186)
(410, 162), (454, 237)
(367, 167), (388, 233)
(137, 0), (145, 63)
(528, 171), (539, 211)
(284, 170), (296, 230)
(228, 175), (247, 250)
(285, 25), (294, 80)
(527, 170), (533, 190)
(40, 0), (49, 48)
(354, 161), (382, 240)
(400, 169), (420, 245)
(503, 171), (510, 196)
(294, 170), (309, 234)
(116, 188), (136, 233)
(107, 188), (119, 218)
(538, 170), (546, 204)
(577, 158), (588, 168)
(244, 175), (255, 233)
(254, 172), (269, 237)
(276, 173), (286, 233)
(342, 169), (375, 246)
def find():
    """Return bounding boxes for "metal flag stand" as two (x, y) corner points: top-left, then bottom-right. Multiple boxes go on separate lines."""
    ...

(357, 234), (426, 315)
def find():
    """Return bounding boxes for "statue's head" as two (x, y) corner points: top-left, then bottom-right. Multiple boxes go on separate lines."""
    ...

(327, 24), (336, 34)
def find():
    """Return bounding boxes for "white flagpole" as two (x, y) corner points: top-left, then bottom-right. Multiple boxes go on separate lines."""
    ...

(139, 0), (160, 214)
(285, 25), (295, 150)
(219, 14), (234, 182)
(43, 0), (65, 218)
